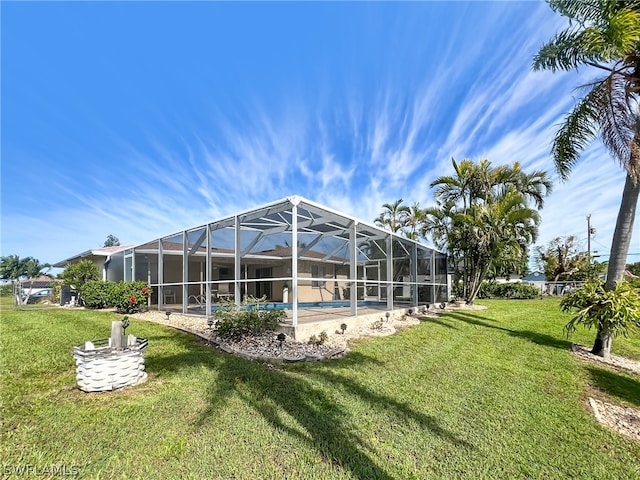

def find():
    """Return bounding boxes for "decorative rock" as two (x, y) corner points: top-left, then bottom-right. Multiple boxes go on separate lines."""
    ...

(283, 355), (306, 363)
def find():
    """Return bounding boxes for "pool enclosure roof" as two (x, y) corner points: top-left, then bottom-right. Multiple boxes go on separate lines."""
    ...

(133, 195), (442, 262)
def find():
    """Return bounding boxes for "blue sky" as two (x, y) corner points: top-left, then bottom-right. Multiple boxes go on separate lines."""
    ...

(2, 1), (638, 270)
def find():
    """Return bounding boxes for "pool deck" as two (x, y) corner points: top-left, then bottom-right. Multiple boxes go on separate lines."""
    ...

(161, 302), (418, 340)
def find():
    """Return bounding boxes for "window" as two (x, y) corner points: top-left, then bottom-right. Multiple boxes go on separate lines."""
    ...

(312, 265), (325, 288)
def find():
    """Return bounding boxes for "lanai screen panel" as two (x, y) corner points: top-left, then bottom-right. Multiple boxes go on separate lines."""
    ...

(185, 226), (207, 306)
(237, 202), (295, 302)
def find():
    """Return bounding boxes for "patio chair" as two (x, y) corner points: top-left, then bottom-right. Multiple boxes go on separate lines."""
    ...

(217, 282), (233, 301)
(163, 289), (176, 304)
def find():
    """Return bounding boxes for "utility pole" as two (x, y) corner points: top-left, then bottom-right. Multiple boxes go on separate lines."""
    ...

(587, 214), (596, 263)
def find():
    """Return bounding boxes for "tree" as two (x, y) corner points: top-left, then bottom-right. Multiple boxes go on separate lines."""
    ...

(0, 255), (50, 305)
(404, 202), (425, 240)
(535, 236), (587, 283)
(0, 255), (31, 304)
(375, 199), (410, 233)
(627, 261), (640, 276)
(21, 258), (52, 304)
(103, 234), (120, 247)
(59, 260), (100, 305)
(533, 0), (640, 357)
(424, 159), (549, 304)
(0, 255), (30, 281)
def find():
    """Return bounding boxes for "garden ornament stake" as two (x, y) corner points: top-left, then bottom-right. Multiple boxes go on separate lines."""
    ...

(121, 316), (129, 336)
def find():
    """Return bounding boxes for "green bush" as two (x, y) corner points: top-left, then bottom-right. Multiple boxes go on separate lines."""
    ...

(478, 282), (540, 299)
(0, 284), (13, 297)
(108, 281), (152, 314)
(81, 281), (112, 308)
(78, 281), (151, 312)
(561, 280), (640, 338)
(213, 296), (286, 340)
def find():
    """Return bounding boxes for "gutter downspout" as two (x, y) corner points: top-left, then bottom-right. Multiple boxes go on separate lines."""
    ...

(103, 256), (111, 281)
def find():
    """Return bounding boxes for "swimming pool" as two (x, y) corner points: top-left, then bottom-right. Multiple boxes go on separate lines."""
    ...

(197, 300), (387, 312)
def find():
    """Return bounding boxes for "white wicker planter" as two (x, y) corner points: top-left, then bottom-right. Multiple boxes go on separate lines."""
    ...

(72, 338), (148, 392)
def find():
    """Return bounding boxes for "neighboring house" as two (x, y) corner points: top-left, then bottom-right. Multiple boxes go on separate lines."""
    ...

(53, 245), (133, 282)
(20, 275), (54, 290)
(521, 271), (546, 293)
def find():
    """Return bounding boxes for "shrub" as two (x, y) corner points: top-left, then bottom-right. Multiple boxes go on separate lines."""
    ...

(107, 281), (151, 314)
(78, 280), (152, 311)
(0, 284), (13, 297)
(81, 281), (112, 308)
(478, 282), (539, 299)
(60, 260), (100, 291)
(561, 280), (640, 338)
(213, 296), (286, 340)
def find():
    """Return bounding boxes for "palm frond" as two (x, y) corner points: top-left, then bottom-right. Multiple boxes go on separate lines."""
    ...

(596, 74), (638, 172)
(551, 85), (603, 179)
(534, 2), (640, 72)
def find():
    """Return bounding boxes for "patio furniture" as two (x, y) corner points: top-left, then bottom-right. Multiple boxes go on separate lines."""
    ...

(163, 289), (176, 304)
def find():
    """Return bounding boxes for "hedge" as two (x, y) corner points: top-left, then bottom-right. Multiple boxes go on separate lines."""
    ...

(80, 281), (151, 313)
(478, 282), (540, 299)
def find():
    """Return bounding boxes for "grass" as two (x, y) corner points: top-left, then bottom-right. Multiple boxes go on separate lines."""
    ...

(1, 297), (639, 479)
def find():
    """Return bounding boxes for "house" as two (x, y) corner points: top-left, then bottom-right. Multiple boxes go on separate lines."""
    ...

(55, 196), (449, 337)
(53, 245), (133, 282)
(521, 271), (546, 293)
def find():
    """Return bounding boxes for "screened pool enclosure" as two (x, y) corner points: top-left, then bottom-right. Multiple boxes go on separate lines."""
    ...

(117, 196), (448, 327)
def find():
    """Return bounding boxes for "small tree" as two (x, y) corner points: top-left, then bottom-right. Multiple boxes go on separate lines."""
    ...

(535, 236), (588, 285)
(562, 281), (640, 360)
(59, 260), (100, 305)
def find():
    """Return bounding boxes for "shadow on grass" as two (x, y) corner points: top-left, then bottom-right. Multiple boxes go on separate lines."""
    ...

(138, 319), (473, 479)
(586, 366), (640, 407)
(185, 344), (472, 480)
(444, 311), (573, 350)
(421, 316), (459, 330)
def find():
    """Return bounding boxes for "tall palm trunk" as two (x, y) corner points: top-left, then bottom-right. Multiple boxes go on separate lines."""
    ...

(591, 171), (640, 358)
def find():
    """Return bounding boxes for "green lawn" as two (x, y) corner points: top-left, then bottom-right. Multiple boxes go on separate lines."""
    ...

(1, 298), (639, 479)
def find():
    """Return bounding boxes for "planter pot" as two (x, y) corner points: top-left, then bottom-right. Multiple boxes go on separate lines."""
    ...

(72, 338), (148, 392)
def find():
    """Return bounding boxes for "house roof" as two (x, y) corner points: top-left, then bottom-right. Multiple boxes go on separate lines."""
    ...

(20, 275), (55, 288)
(522, 271), (546, 281)
(53, 245), (133, 268)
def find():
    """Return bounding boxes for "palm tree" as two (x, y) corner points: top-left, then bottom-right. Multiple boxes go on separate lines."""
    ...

(431, 158), (485, 210)
(0, 255), (50, 305)
(22, 258), (52, 304)
(404, 202), (426, 240)
(496, 162), (553, 209)
(375, 199), (410, 233)
(0, 255), (31, 304)
(533, 0), (640, 357)
(425, 157), (547, 304)
(458, 189), (540, 303)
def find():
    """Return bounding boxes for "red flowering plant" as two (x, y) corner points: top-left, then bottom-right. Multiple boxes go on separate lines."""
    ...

(109, 281), (153, 314)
